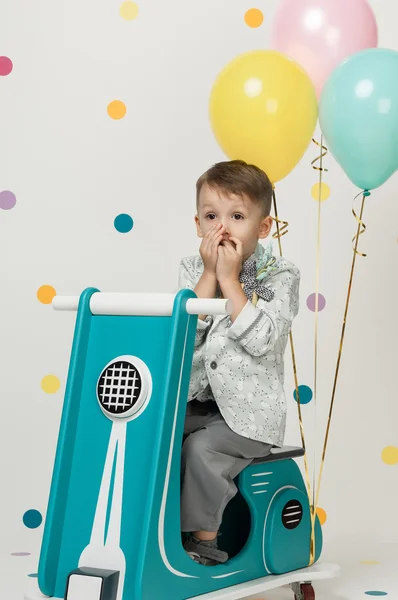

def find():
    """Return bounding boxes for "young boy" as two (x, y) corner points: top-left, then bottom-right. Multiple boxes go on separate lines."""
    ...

(178, 160), (300, 566)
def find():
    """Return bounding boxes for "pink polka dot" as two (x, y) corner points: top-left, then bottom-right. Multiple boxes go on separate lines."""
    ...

(0, 56), (13, 76)
(307, 293), (326, 312)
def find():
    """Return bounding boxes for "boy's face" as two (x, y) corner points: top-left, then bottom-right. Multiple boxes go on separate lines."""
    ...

(195, 184), (273, 262)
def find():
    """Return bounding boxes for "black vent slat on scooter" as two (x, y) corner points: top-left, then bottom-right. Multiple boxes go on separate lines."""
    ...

(282, 500), (303, 530)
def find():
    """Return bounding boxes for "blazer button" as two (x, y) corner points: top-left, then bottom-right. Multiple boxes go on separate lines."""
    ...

(210, 361), (217, 370)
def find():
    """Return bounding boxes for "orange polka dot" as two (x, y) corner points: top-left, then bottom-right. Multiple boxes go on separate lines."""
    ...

(316, 507), (327, 525)
(107, 100), (127, 120)
(244, 8), (264, 28)
(37, 285), (56, 305)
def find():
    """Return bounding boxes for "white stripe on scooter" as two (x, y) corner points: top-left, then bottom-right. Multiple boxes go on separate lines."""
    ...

(158, 318), (199, 578)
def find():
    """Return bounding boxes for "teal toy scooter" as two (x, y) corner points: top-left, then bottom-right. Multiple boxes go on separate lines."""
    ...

(24, 289), (339, 600)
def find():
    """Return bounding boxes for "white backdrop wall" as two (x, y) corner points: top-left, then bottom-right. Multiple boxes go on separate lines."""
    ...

(1, 0), (397, 596)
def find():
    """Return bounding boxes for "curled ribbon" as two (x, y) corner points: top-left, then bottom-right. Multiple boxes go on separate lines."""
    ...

(352, 191), (370, 257)
(311, 138), (329, 173)
(271, 217), (289, 240)
(271, 190), (289, 258)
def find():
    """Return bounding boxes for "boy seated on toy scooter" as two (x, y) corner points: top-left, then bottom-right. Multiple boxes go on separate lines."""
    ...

(178, 160), (300, 566)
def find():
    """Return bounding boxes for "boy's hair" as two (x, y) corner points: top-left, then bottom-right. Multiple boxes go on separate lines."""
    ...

(196, 160), (273, 217)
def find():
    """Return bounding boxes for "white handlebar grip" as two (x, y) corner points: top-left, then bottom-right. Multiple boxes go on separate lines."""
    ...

(52, 293), (232, 317)
(186, 298), (232, 316)
(52, 296), (79, 311)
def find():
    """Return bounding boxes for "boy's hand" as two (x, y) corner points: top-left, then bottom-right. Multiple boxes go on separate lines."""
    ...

(216, 238), (243, 284)
(199, 223), (225, 274)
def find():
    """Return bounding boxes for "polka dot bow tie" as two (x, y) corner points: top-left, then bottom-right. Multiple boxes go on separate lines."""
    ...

(239, 260), (275, 304)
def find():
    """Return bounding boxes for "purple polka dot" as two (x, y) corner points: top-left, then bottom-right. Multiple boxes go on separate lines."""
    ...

(307, 293), (326, 312)
(0, 56), (13, 76)
(11, 552), (31, 557)
(0, 191), (17, 210)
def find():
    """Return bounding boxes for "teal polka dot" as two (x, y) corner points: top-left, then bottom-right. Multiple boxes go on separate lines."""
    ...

(23, 510), (43, 529)
(365, 593), (388, 597)
(28, 573), (38, 578)
(114, 213), (134, 233)
(293, 385), (313, 405)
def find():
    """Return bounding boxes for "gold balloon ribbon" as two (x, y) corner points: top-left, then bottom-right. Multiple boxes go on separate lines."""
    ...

(272, 189), (313, 528)
(309, 136), (328, 565)
(313, 190), (370, 556)
(272, 217), (289, 243)
(271, 190), (289, 250)
(311, 137), (329, 173)
(352, 191), (368, 257)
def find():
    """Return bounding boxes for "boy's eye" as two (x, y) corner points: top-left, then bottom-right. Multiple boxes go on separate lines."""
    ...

(233, 214), (244, 220)
(206, 213), (216, 220)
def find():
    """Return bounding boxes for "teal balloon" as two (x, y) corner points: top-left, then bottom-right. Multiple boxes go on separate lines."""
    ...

(320, 48), (398, 191)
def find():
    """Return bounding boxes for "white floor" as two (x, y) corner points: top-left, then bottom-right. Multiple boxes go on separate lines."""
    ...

(2, 539), (396, 600)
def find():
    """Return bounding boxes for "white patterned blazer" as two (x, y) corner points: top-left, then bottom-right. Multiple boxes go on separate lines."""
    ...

(178, 243), (300, 446)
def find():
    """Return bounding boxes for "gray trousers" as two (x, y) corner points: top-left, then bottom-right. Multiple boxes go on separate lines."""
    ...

(181, 400), (272, 533)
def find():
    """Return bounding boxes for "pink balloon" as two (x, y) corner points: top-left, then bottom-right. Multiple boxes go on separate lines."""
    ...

(271, 0), (378, 97)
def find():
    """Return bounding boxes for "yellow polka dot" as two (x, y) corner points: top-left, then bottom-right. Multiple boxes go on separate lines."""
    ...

(311, 182), (331, 202)
(37, 285), (56, 305)
(316, 507), (327, 525)
(41, 375), (61, 394)
(244, 8), (264, 28)
(381, 446), (398, 465)
(120, 1), (139, 20)
(107, 100), (127, 120)
(361, 561), (380, 565)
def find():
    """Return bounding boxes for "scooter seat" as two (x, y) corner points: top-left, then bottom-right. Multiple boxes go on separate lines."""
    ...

(251, 446), (305, 464)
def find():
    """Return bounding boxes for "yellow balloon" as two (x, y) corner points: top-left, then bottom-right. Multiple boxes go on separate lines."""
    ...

(209, 51), (318, 183)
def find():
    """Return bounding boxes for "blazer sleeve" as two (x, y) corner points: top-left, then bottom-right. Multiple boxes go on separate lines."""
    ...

(227, 266), (300, 357)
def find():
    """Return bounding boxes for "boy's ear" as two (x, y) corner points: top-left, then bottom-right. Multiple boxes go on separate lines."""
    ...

(195, 215), (203, 238)
(258, 216), (273, 239)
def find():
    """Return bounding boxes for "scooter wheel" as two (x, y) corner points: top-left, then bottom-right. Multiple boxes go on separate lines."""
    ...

(295, 583), (315, 600)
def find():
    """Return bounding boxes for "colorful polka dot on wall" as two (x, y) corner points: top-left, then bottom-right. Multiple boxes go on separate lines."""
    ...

(311, 182), (331, 202)
(120, 1), (139, 20)
(23, 510), (43, 529)
(41, 375), (61, 394)
(365, 592), (388, 597)
(107, 100), (127, 120)
(381, 446), (398, 465)
(307, 293), (326, 312)
(293, 385), (313, 405)
(0, 190), (16, 210)
(244, 8), (264, 28)
(114, 213), (134, 233)
(0, 56), (13, 76)
(37, 285), (56, 304)
(316, 507), (327, 525)
(11, 552), (31, 557)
